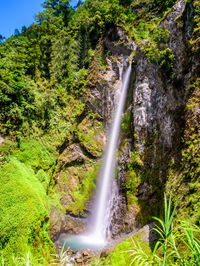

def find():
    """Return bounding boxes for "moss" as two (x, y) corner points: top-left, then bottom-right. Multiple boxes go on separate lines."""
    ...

(0, 139), (57, 263)
(16, 139), (55, 173)
(76, 114), (105, 158)
(189, 0), (200, 53)
(60, 160), (101, 215)
(121, 110), (132, 133)
(0, 158), (53, 263)
(166, 78), (200, 225)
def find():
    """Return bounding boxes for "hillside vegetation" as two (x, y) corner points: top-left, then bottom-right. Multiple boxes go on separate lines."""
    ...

(0, 0), (199, 265)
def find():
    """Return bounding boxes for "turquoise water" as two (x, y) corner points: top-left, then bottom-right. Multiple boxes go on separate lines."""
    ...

(59, 234), (106, 251)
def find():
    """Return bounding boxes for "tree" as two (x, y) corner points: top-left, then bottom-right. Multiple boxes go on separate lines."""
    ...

(0, 34), (5, 44)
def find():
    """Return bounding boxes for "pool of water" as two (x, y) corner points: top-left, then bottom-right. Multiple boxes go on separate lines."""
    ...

(59, 233), (106, 251)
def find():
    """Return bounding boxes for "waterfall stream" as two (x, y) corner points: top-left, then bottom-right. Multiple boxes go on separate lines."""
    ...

(89, 62), (132, 241)
(60, 62), (132, 251)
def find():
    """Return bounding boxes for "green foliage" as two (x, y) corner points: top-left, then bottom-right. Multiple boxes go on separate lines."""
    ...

(121, 111), (132, 132)
(16, 139), (55, 172)
(95, 195), (199, 266)
(149, 0), (177, 13)
(152, 193), (177, 265)
(166, 78), (200, 225)
(133, 24), (175, 75)
(101, 230), (151, 266)
(50, 242), (70, 265)
(190, 0), (200, 53)
(66, 161), (100, 215)
(0, 158), (52, 263)
(124, 151), (142, 195)
(0, 139), (57, 263)
(0, 0), (199, 264)
(126, 194), (200, 265)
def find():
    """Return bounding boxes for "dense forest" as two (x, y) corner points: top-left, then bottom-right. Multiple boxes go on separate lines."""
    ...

(0, 0), (199, 265)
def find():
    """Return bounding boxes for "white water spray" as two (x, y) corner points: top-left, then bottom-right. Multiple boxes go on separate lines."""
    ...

(89, 62), (132, 244)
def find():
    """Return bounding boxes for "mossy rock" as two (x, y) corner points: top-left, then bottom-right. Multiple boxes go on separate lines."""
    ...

(57, 161), (100, 215)
(77, 115), (105, 158)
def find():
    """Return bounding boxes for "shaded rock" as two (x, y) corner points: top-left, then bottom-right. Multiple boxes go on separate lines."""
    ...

(135, 223), (158, 248)
(137, 182), (153, 201)
(50, 208), (86, 242)
(58, 143), (86, 166)
(104, 26), (135, 56)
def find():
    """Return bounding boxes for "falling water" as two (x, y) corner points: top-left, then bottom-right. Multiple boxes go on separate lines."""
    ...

(60, 62), (132, 251)
(89, 62), (132, 241)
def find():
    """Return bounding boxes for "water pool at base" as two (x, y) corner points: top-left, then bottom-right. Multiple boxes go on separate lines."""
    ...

(59, 234), (107, 251)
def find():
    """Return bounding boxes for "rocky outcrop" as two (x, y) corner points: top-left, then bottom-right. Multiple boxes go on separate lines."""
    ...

(58, 143), (86, 166)
(134, 0), (188, 154)
(50, 208), (86, 242)
(87, 27), (134, 127)
(76, 115), (105, 158)
(129, 0), (197, 225)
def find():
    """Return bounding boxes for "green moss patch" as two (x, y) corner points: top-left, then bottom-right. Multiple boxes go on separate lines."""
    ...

(57, 160), (100, 215)
(76, 114), (105, 158)
(0, 158), (52, 260)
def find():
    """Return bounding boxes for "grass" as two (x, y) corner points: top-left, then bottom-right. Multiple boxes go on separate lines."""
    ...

(97, 194), (200, 266)
(127, 194), (200, 265)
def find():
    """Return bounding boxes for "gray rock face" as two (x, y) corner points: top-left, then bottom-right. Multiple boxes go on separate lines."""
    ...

(133, 52), (180, 153)
(133, 0), (188, 154)
(160, 0), (188, 80)
(87, 27), (133, 127)
(126, 0), (197, 216)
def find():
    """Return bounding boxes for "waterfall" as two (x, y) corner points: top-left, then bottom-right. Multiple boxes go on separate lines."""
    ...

(60, 62), (132, 251)
(89, 62), (132, 243)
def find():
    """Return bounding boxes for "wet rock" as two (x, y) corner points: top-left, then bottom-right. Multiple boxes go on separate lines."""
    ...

(50, 208), (86, 242)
